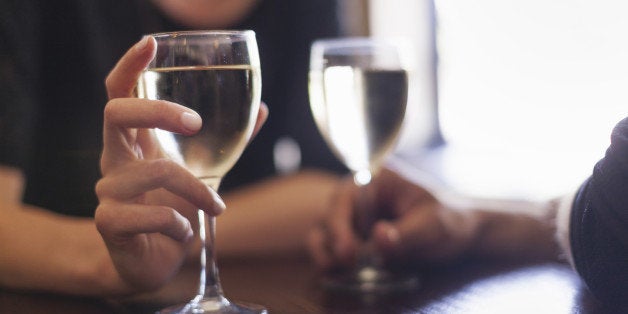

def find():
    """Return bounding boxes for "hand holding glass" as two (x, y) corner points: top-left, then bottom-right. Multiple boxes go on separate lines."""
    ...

(137, 30), (266, 314)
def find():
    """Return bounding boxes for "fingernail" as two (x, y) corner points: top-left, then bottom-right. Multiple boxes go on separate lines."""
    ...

(184, 228), (194, 243)
(135, 36), (150, 52)
(181, 111), (202, 132)
(384, 224), (400, 246)
(210, 187), (227, 214)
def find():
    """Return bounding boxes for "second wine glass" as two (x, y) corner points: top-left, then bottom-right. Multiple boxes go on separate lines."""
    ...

(308, 37), (419, 293)
(137, 30), (266, 314)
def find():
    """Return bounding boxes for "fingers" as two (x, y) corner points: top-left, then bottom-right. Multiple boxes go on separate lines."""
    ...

(372, 203), (471, 264)
(251, 101), (269, 139)
(371, 221), (402, 255)
(377, 203), (441, 254)
(104, 98), (202, 135)
(308, 177), (361, 270)
(101, 98), (203, 172)
(326, 177), (361, 262)
(309, 167), (469, 269)
(95, 200), (192, 291)
(106, 36), (157, 99)
(307, 225), (334, 270)
(96, 158), (226, 216)
(95, 202), (193, 243)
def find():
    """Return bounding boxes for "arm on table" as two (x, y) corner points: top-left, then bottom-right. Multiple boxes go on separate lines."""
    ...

(0, 164), (341, 303)
(0, 166), (121, 296)
(307, 167), (564, 271)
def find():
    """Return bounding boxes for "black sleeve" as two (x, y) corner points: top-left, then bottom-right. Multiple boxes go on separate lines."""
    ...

(280, 0), (348, 173)
(570, 116), (628, 305)
(0, 0), (41, 169)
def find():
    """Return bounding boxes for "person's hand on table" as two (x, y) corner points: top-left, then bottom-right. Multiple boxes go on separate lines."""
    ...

(94, 36), (268, 295)
(307, 167), (481, 271)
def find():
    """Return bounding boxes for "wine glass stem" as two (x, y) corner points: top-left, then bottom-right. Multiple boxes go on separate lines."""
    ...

(354, 171), (374, 241)
(353, 170), (384, 270)
(196, 211), (223, 300)
(192, 179), (225, 306)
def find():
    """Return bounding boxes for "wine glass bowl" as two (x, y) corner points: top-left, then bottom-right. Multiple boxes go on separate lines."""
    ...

(139, 31), (261, 186)
(137, 30), (266, 314)
(308, 37), (418, 293)
(309, 38), (408, 186)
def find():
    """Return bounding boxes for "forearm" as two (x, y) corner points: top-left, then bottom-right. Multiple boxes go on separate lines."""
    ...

(217, 170), (340, 258)
(0, 204), (124, 296)
(468, 200), (561, 262)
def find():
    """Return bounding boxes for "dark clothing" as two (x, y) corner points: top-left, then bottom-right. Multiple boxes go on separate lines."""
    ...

(0, 0), (346, 217)
(571, 117), (628, 305)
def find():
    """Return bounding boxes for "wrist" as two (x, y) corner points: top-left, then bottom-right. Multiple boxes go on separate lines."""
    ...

(468, 202), (560, 262)
(90, 248), (135, 297)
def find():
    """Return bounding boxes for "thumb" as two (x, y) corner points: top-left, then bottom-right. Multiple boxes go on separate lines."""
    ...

(371, 221), (402, 257)
(105, 36), (157, 99)
(371, 205), (444, 260)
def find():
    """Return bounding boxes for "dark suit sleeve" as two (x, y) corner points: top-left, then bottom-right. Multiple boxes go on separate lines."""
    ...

(570, 116), (628, 305)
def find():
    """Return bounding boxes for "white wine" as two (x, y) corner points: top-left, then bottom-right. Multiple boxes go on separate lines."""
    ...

(309, 66), (408, 174)
(137, 65), (261, 183)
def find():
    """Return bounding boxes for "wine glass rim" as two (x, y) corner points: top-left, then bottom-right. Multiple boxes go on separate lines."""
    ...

(147, 30), (255, 38)
(312, 36), (399, 49)
(310, 36), (406, 70)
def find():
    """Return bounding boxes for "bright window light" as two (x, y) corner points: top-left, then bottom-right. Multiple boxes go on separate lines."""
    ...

(432, 0), (628, 198)
(368, 0), (628, 199)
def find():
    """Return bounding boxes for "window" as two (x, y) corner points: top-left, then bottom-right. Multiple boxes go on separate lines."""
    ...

(367, 0), (628, 199)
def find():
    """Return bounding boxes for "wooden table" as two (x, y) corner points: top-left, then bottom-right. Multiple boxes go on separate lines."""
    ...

(0, 255), (620, 313)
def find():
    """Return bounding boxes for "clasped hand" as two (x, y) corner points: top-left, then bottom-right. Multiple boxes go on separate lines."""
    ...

(308, 168), (480, 271)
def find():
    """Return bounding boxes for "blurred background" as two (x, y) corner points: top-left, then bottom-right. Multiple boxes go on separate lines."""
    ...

(336, 0), (628, 201)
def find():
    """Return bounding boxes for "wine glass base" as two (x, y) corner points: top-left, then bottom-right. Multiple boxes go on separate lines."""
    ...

(321, 266), (420, 294)
(157, 297), (267, 314)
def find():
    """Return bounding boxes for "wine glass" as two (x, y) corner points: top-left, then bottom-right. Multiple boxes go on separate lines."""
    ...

(137, 30), (266, 314)
(308, 37), (419, 293)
